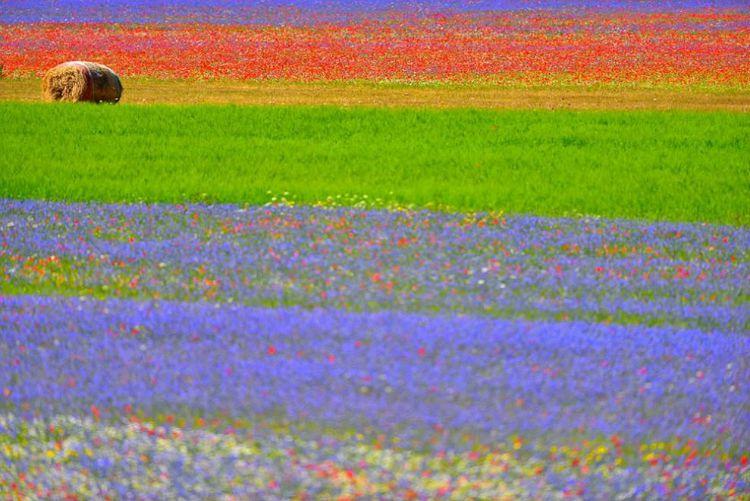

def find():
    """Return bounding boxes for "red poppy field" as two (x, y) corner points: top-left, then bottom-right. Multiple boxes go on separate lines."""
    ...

(2, 10), (749, 86)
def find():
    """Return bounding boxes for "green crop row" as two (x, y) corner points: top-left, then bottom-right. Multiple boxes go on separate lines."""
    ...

(1, 102), (748, 225)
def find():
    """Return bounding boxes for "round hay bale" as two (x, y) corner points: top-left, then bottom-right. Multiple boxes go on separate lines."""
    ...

(42, 61), (123, 103)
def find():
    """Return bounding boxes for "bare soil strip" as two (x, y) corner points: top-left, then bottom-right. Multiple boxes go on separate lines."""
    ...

(2, 78), (749, 111)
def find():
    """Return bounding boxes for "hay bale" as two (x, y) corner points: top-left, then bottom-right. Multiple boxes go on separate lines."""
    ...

(42, 61), (123, 103)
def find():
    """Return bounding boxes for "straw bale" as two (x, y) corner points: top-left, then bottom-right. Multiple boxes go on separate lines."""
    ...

(42, 61), (122, 103)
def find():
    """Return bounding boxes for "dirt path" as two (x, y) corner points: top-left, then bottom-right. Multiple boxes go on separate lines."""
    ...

(3, 78), (749, 111)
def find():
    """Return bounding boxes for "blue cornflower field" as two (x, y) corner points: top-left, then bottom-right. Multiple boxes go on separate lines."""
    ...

(1, 200), (748, 497)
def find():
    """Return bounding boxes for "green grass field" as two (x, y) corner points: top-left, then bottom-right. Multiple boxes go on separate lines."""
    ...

(1, 102), (748, 225)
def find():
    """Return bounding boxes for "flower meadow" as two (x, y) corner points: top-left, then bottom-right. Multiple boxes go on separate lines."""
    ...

(1, 199), (749, 498)
(2, 0), (750, 496)
(2, 9), (749, 86)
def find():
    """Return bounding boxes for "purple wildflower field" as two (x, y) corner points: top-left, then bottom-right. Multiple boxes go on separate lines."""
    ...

(4, 0), (750, 24)
(1, 199), (748, 498)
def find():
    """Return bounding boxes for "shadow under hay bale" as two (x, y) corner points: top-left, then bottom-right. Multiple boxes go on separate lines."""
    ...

(42, 61), (123, 103)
